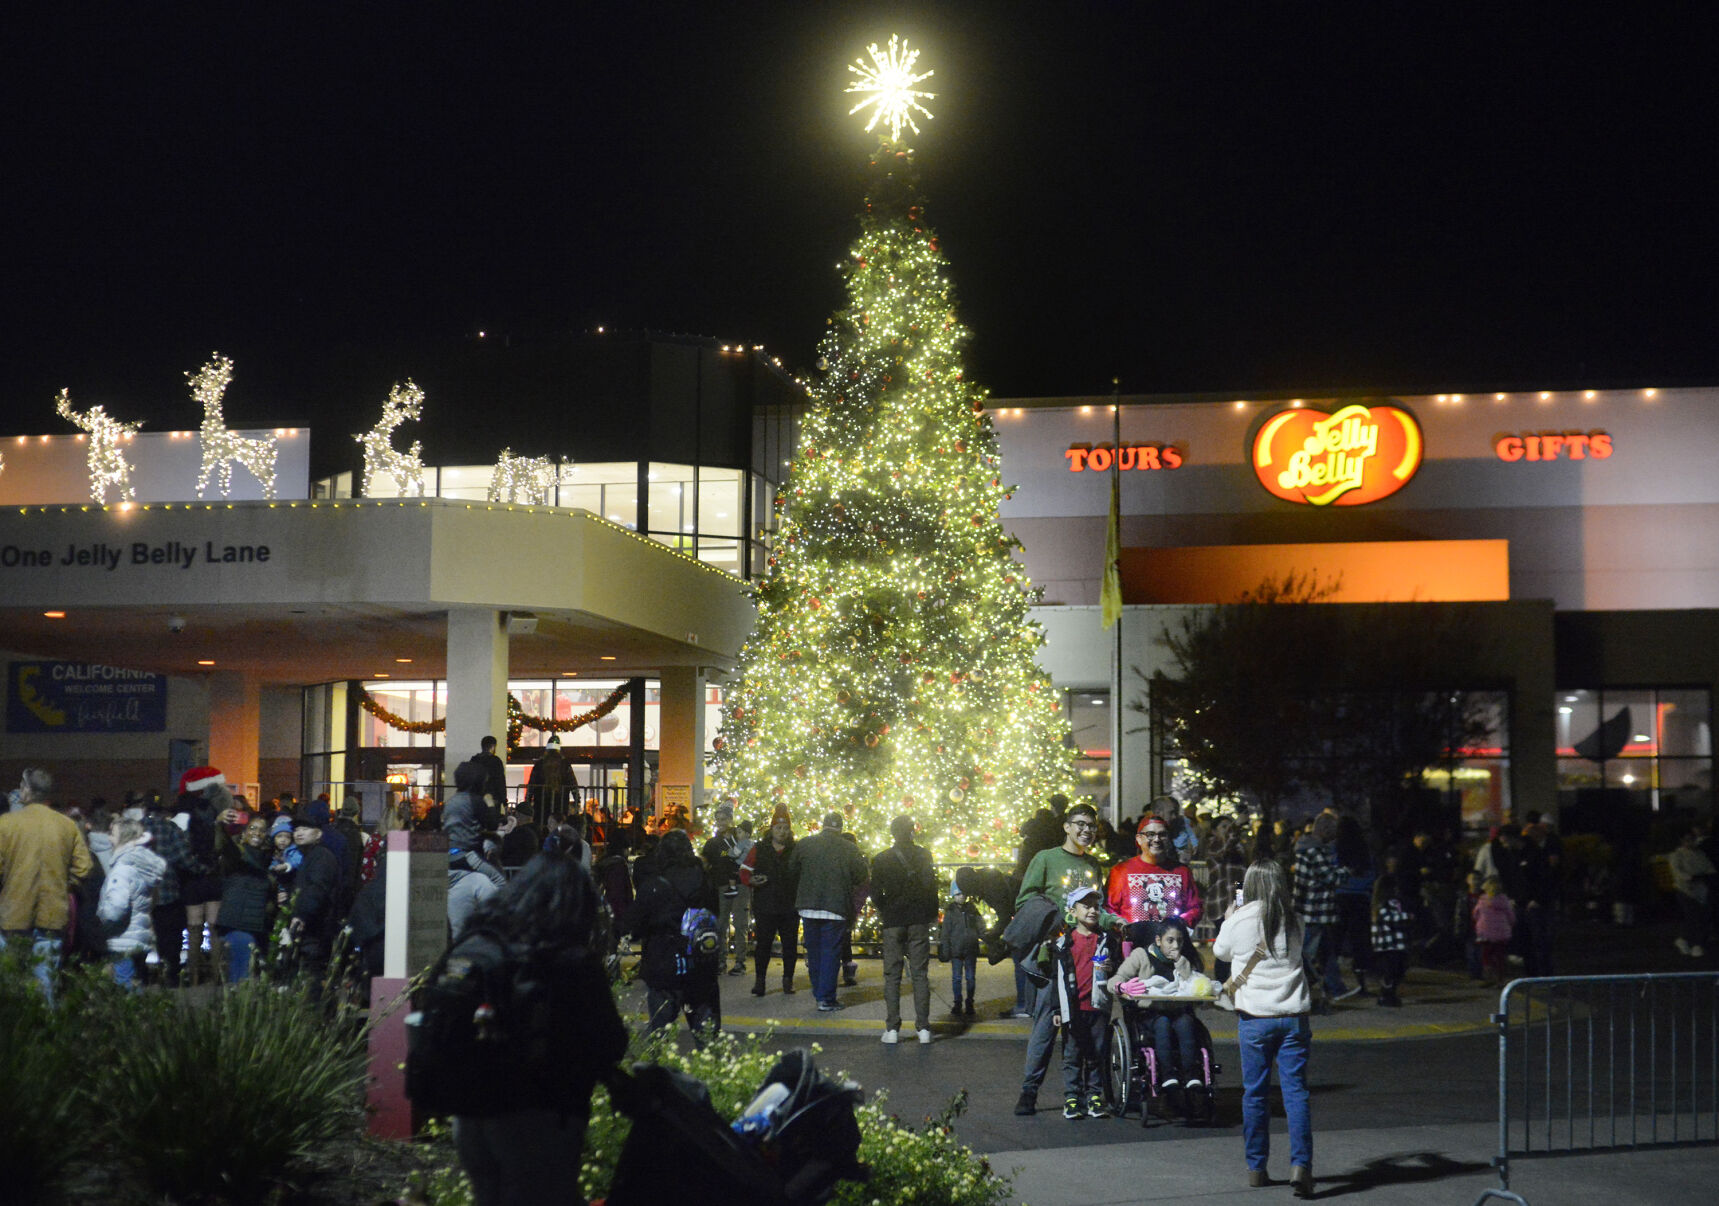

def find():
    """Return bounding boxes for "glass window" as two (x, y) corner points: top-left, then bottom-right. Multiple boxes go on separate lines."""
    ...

(559, 463), (638, 528)
(647, 462), (696, 546)
(436, 465), (493, 502)
(1064, 689), (1112, 815)
(698, 467), (744, 538)
(359, 680), (443, 748)
(1555, 688), (1711, 813)
(511, 681), (553, 749)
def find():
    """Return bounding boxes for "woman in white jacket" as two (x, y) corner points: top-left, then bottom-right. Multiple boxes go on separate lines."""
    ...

(1212, 858), (1314, 1197)
(97, 817), (168, 990)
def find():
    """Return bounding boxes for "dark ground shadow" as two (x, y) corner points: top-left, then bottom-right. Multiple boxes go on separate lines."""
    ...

(1307, 1150), (1493, 1198)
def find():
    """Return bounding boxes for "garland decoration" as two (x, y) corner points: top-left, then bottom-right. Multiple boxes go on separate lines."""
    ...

(356, 683), (632, 743)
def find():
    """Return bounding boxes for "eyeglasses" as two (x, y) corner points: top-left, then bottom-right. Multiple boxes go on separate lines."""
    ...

(1067, 820), (1098, 831)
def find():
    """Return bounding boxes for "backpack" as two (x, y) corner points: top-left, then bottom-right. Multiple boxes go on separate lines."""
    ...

(405, 926), (628, 1118)
(679, 906), (722, 975)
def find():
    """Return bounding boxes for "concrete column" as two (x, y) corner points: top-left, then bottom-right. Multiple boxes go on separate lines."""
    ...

(658, 665), (707, 819)
(445, 607), (509, 780)
(207, 671), (260, 798)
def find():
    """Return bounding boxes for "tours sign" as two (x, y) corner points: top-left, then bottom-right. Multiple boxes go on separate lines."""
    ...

(1251, 403), (1424, 507)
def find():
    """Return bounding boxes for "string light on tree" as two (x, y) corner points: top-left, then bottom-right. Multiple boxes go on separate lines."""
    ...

(846, 34), (936, 144)
(488, 449), (559, 504)
(190, 354), (278, 499)
(714, 40), (1073, 861)
(53, 389), (143, 503)
(356, 381), (427, 498)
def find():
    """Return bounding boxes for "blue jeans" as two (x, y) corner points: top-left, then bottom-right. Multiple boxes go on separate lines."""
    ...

(951, 957), (976, 1005)
(111, 950), (144, 991)
(802, 917), (847, 1006)
(1301, 922), (1346, 998)
(4, 928), (64, 1006)
(1239, 1014), (1313, 1172)
(222, 930), (260, 983)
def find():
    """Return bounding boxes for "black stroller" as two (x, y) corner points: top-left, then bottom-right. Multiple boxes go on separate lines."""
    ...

(601, 1049), (867, 1206)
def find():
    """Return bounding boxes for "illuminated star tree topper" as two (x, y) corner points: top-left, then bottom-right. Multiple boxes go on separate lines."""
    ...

(846, 34), (936, 144)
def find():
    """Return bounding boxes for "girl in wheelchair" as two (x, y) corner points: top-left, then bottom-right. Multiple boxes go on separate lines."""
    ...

(1109, 916), (1213, 1119)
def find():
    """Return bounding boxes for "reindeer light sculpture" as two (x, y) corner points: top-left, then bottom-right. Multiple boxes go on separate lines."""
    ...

(191, 354), (278, 499)
(54, 389), (143, 503)
(356, 381), (427, 497)
(488, 448), (558, 505)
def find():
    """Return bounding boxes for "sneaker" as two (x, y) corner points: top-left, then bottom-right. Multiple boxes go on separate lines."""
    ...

(750, 983), (766, 997)
(1063, 1097), (1084, 1120)
(917, 1028), (933, 1045)
(1675, 937), (1692, 955)
(817, 1001), (846, 1012)
(1333, 985), (1364, 1001)
(728, 963), (746, 976)
(1013, 1091), (1036, 1116)
(881, 1029), (899, 1045)
(963, 1001), (977, 1019)
(1085, 1093), (1110, 1119)
(842, 963), (859, 986)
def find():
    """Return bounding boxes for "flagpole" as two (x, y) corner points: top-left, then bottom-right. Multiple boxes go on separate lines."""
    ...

(1110, 378), (1123, 827)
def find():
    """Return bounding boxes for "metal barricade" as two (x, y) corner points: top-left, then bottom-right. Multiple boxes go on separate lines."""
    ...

(1474, 972), (1719, 1206)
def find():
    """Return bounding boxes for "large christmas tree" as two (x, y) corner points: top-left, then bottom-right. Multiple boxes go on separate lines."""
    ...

(712, 39), (1074, 861)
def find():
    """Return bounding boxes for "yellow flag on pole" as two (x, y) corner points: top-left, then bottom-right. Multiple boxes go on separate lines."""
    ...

(1101, 466), (1122, 628)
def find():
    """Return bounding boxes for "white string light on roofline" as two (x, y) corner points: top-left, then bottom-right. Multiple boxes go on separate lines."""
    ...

(356, 380), (427, 498)
(54, 389), (143, 503)
(190, 354), (278, 499)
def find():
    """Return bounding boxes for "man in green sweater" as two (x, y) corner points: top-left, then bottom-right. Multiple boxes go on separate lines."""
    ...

(1015, 800), (1112, 1115)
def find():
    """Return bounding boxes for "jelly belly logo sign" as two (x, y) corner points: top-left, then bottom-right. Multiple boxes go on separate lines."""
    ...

(1251, 403), (1423, 507)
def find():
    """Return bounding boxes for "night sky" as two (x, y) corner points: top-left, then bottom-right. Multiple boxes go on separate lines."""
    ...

(5, 3), (1716, 444)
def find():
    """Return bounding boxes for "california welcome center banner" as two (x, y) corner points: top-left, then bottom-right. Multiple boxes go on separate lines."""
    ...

(6, 660), (168, 733)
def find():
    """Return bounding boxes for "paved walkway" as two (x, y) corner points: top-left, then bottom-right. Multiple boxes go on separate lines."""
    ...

(621, 950), (1508, 1044)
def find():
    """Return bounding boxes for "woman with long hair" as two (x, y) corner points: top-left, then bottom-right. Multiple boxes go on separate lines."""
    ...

(1213, 858), (1315, 1197)
(451, 846), (623, 1206)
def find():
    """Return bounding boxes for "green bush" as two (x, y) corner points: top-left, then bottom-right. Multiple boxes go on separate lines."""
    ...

(98, 978), (370, 1201)
(416, 1025), (1013, 1206)
(0, 950), (89, 1204)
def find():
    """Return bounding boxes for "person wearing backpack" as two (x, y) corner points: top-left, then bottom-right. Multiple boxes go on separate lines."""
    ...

(870, 814), (939, 1045)
(626, 828), (722, 1041)
(423, 849), (627, 1206)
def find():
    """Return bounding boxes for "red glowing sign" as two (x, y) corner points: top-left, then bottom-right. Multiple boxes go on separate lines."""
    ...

(1065, 444), (1183, 472)
(1251, 403), (1423, 507)
(1494, 431), (1612, 462)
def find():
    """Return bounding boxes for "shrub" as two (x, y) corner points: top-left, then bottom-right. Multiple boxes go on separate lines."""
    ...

(96, 979), (370, 1201)
(415, 1024), (1013, 1206)
(0, 950), (89, 1204)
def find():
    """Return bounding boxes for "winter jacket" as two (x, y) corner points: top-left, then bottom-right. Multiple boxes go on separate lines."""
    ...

(869, 841), (939, 928)
(214, 829), (275, 937)
(1212, 900), (1311, 1017)
(0, 803), (95, 931)
(98, 842), (167, 953)
(740, 836), (798, 918)
(939, 898), (982, 961)
(292, 842), (345, 936)
(1046, 925), (1122, 1018)
(1472, 893), (1516, 943)
(789, 827), (869, 916)
(626, 860), (719, 989)
(443, 762), (490, 854)
(142, 813), (199, 907)
(700, 828), (750, 892)
(1108, 943), (1195, 995)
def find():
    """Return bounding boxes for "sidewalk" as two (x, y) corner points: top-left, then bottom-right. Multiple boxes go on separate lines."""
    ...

(622, 951), (1507, 1043)
(995, 1117), (1715, 1205)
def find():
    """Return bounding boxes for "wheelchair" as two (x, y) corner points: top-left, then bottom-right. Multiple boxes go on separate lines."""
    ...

(1105, 995), (1221, 1127)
